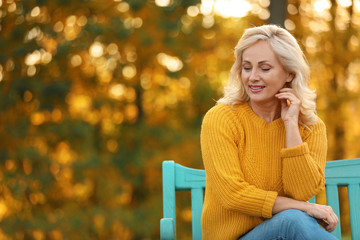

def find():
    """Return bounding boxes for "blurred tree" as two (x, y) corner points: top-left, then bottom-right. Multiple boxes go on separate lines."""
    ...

(1, 0), (359, 239)
(0, 0), (213, 239)
(268, 0), (287, 27)
(0, 0), (261, 239)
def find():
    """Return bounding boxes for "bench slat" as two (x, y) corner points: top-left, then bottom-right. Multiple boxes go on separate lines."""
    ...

(348, 184), (360, 239)
(191, 188), (204, 240)
(325, 184), (341, 239)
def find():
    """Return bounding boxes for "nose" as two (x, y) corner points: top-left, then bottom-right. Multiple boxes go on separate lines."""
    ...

(249, 68), (260, 82)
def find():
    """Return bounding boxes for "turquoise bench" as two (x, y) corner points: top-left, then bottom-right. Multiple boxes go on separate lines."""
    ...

(160, 158), (360, 240)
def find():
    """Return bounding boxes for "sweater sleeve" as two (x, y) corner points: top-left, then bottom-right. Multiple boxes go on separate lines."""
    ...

(201, 105), (278, 218)
(281, 118), (327, 201)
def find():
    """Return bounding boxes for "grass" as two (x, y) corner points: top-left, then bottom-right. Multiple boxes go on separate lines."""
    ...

(342, 234), (351, 240)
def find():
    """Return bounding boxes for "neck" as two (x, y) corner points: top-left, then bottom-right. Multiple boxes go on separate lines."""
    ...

(248, 99), (281, 123)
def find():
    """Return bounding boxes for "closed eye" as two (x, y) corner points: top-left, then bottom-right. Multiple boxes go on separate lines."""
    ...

(243, 67), (251, 71)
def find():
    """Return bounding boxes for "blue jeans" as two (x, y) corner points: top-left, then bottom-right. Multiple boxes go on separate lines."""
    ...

(239, 209), (338, 240)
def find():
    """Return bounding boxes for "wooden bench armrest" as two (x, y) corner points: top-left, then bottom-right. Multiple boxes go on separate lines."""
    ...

(160, 218), (176, 240)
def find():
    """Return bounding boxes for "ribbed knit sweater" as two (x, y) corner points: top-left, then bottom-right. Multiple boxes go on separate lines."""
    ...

(200, 103), (327, 240)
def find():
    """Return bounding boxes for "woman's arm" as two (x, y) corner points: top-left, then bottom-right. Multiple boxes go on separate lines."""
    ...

(280, 124), (327, 200)
(276, 88), (327, 200)
(272, 196), (338, 232)
(275, 87), (303, 148)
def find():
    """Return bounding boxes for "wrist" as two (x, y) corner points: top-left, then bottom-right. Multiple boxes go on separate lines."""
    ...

(284, 120), (302, 148)
(273, 196), (309, 214)
(302, 201), (313, 214)
(284, 118), (299, 127)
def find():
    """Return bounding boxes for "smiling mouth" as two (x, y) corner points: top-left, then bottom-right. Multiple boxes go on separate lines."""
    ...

(249, 85), (265, 93)
(250, 86), (265, 90)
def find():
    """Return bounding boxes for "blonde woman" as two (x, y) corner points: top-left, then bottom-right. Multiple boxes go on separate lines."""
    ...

(200, 25), (338, 240)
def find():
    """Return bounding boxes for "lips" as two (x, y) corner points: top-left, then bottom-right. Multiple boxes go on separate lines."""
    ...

(249, 85), (265, 93)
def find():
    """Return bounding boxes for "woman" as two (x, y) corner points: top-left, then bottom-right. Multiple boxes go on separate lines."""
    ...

(200, 25), (338, 240)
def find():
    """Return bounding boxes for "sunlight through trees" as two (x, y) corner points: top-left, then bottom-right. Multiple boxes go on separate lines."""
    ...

(0, 0), (359, 239)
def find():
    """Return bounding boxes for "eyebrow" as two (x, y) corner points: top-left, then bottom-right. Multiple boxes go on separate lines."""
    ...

(242, 60), (271, 64)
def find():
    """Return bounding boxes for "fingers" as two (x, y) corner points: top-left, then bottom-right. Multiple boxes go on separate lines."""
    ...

(317, 219), (328, 229)
(280, 98), (287, 109)
(325, 206), (339, 232)
(308, 204), (339, 233)
(275, 91), (301, 105)
(321, 206), (339, 232)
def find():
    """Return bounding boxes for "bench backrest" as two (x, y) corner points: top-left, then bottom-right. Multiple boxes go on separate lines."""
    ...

(312, 158), (360, 239)
(162, 161), (206, 239)
(161, 158), (360, 240)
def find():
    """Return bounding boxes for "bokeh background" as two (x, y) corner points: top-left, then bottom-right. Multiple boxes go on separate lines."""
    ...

(0, 0), (360, 239)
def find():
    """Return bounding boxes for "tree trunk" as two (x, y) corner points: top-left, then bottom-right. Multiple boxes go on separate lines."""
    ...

(268, 0), (287, 27)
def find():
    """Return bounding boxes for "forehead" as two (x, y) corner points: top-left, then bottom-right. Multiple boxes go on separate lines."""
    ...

(242, 40), (279, 63)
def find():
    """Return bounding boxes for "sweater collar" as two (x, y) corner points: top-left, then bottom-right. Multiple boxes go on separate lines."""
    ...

(244, 102), (284, 129)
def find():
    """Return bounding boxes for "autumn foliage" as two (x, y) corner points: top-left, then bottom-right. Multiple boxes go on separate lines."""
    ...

(0, 0), (359, 239)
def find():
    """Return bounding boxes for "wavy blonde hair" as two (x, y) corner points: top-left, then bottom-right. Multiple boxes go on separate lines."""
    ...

(217, 25), (317, 126)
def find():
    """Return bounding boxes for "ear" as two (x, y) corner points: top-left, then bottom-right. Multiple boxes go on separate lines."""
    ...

(286, 73), (295, 82)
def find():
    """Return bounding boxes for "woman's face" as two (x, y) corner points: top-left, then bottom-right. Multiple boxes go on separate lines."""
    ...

(241, 40), (293, 106)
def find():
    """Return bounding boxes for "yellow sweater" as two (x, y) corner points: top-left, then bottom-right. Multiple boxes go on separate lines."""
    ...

(200, 103), (327, 240)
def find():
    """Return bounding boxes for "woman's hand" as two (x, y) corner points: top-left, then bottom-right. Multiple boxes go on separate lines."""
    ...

(275, 88), (303, 148)
(273, 197), (339, 233)
(304, 203), (339, 232)
(275, 88), (301, 124)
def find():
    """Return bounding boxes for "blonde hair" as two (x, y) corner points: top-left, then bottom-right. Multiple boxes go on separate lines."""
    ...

(217, 25), (317, 126)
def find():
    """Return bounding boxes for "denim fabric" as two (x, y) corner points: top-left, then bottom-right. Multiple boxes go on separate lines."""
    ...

(238, 209), (338, 240)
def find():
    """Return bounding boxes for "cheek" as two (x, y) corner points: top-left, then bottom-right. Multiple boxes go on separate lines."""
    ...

(272, 79), (286, 88)
(241, 72), (248, 82)
(271, 72), (289, 86)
